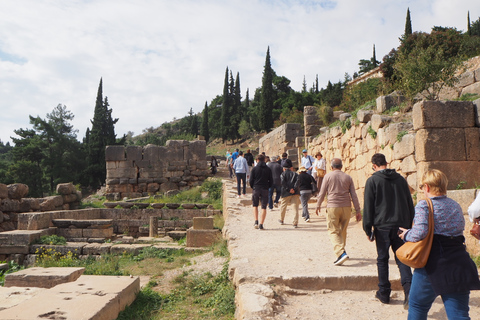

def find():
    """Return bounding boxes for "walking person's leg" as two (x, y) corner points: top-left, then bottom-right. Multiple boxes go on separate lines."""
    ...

(274, 185), (281, 206)
(292, 195), (300, 226)
(235, 173), (241, 196)
(338, 207), (351, 252)
(241, 173), (246, 195)
(408, 268), (437, 320)
(441, 291), (470, 320)
(326, 207), (344, 257)
(375, 227), (393, 302)
(300, 191), (309, 219)
(268, 187), (274, 210)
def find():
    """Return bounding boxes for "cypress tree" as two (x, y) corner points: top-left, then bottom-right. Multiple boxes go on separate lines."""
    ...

(260, 47), (274, 132)
(232, 72), (242, 140)
(468, 11), (471, 36)
(404, 8), (412, 37)
(220, 67), (229, 143)
(201, 101), (209, 142)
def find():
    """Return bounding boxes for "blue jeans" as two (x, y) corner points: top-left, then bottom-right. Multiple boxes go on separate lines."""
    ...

(300, 190), (312, 219)
(374, 227), (412, 297)
(408, 268), (470, 320)
(236, 173), (246, 195)
(268, 185), (281, 209)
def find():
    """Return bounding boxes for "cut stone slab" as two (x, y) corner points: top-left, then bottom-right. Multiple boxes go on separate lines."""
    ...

(0, 275), (140, 320)
(4, 267), (85, 288)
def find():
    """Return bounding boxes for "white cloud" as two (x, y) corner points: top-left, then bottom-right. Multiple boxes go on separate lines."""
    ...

(0, 0), (478, 143)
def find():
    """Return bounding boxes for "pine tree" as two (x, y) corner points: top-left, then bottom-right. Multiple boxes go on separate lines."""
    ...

(302, 76), (307, 93)
(85, 78), (119, 188)
(260, 47), (274, 132)
(404, 8), (412, 37)
(315, 75), (319, 94)
(201, 101), (209, 142)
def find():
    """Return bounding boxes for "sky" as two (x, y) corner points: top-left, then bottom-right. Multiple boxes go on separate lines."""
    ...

(0, 0), (478, 144)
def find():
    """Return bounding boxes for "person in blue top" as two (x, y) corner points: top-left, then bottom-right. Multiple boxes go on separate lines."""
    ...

(301, 149), (315, 175)
(232, 150), (249, 198)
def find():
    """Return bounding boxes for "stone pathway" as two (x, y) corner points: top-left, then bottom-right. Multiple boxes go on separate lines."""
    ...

(221, 177), (480, 319)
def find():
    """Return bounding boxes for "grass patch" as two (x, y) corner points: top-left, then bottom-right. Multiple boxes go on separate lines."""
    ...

(0, 261), (25, 286)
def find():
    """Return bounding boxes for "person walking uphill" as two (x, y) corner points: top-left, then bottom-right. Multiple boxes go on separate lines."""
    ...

(249, 154), (273, 230)
(297, 166), (316, 222)
(301, 149), (315, 175)
(363, 153), (414, 308)
(315, 158), (361, 266)
(267, 156), (283, 210)
(279, 159), (301, 228)
(232, 151), (249, 198)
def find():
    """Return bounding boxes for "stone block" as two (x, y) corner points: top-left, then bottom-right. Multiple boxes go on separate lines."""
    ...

(39, 196), (64, 212)
(438, 85), (461, 100)
(416, 161), (480, 190)
(189, 140), (207, 161)
(473, 98), (480, 127)
(0, 184), (7, 199)
(465, 127), (480, 161)
(406, 172), (417, 191)
(17, 212), (52, 230)
(142, 144), (160, 162)
(4, 267), (85, 288)
(447, 189), (477, 213)
(339, 113), (351, 121)
(20, 198), (40, 211)
(56, 183), (76, 195)
(105, 145), (126, 161)
(186, 229), (221, 247)
(393, 133), (415, 160)
(371, 114), (391, 131)
(83, 227), (113, 238)
(384, 122), (414, 146)
(83, 243), (113, 255)
(7, 183), (29, 199)
(400, 155), (416, 173)
(125, 146), (143, 161)
(461, 82), (480, 96)
(193, 217), (214, 230)
(415, 128), (465, 161)
(376, 94), (405, 113)
(1, 198), (20, 212)
(57, 228), (83, 239)
(357, 109), (373, 123)
(110, 244), (150, 255)
(412, 100), (475, 130)
(457, 71), (476, 87)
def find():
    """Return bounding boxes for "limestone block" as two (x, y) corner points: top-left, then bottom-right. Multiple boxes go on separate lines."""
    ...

(83, 243), (113, 255)
(415, 128), (465, 162)
(125, 146), (143, 161)
(384, 122), (414, 146)
(474, 98), (480, 127)
(193, 217), (214, 230)
(142, 144), (160, 162)
(135, 160), (150, 168)
(357, 109), (373, 123)
(7, 183), (29, 199)
(416, 161), (480, 190)
(105, 145), (126, 161)
(371, 114), (392, 131)
(1, 198), (20, 212)
(39, 196), (64, 212)
(393, 133), (415, 160)
(0, 184), (8, 199)
(189, 140), (207, 161)
(107, 167), (137, 179)
(465, 127), (480, 161)
(165, 147), (184, 161)
(4, 267), (85, 288)
(333, 111), (344, 119)
(83, 227), (113, 238)
(412, 100), (475, 130)
(475, 68), (480, 81)
(304, 105), (317, 115)
(447, 189), (477, 213)
(438, 85), (461, 100)
(304, 114), (319, 125)
(63, 194), (79, 204)
(366, 134), (377, 151)
(339, 113), (351, 121)
(458, 71), (476, 87)
(57, 228), (83, 239)
(56, 183), (76, 195)
(376, 94), (406, 113)
(406, 172), (417, 191)
(186, 229), (220, 247)
(400, 155), (416, 173)
(110, 244), (150, 255)
(295, 136), (305, 148)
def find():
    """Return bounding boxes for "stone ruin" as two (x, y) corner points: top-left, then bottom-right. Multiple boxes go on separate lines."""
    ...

(105, 140), (209, 201)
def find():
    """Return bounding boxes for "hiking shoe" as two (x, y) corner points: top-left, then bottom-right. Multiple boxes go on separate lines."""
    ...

(254, 221), (259, 229)
(403, 292), (409, 310)
(333, 252), (349, 266)
(375, 291), (390, 304)
(293, 224), (298, 228)
(236, 195), (241, 199)
(259, 224), (264, 230)
(274, 203), (278, 208)
(278, 220), (284, 225)
(305, 218), (310, 222)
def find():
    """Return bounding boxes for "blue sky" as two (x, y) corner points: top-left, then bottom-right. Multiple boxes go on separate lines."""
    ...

(0, 0), (478, 143)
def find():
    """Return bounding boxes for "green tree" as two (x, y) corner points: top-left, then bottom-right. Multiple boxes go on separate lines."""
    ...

(85, 78), (121, 188)
(201, 101), (210, 142)
(394, 29), (463, 100)
(404, 8), (412, 37)
(220, 67), (231, 142)
(358, 44), (380, 75)
(259, 47), (274, 132)
(468, 11), (471, 36)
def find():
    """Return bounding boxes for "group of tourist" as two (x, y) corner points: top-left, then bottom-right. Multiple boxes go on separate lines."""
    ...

(226, 148), (480, 318)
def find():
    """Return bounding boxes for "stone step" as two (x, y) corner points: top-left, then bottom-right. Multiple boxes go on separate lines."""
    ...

(4, 267), (84, 289)
(52, 219), (113, 229)
(0, 229), (54, 253)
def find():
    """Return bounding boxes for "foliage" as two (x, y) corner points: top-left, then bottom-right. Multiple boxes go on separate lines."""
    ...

(456, 181), (467, 190)
(455, 93), (480, 101)
(341, 78), (383, 112)
(259, 47), (275, 132)
(36, 235), (67, 245)
(273, 107), (304, 127)
(397, 130), (408, 142)
(394, 29), (464, 100)
(0, 260), (24, 286)
(367, 126), (377, 139)
(340, 118), (351, 134)
(317, 105), (333, 126)
(200, 178), (223, 201)
(201, 102), (210, 142)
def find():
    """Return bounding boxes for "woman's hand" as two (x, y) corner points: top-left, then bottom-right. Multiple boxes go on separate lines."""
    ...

(398, 227), (408, 240)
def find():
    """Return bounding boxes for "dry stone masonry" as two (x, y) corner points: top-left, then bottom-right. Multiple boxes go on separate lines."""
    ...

(258, 123), (302, 167)
(105, 140), (209, 200)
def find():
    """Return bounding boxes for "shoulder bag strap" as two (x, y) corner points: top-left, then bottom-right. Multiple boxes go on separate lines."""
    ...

(424, 197), (435, 248)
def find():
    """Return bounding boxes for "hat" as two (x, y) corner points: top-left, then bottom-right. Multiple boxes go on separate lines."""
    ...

(298, 166), (307, 173)
(302, 149), (307, 153)
(282, 159), (293, 168)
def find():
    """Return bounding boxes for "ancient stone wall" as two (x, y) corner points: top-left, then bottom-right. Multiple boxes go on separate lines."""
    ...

(258, 123), (302, 167)
(0, 183), (82, 232)
(105, 140), (209, 200)
(306, 99), (480, 207)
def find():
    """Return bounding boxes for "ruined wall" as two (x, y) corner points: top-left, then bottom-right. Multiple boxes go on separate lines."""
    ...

(306, 100), (480, 207)
(258, 123), (302, 167)
(105, 140), (209, 200)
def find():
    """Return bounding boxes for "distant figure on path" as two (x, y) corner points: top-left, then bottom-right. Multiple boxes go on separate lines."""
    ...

(267, 155), (283, 210)
(315, 158), (361, 266)
(301, 149), (315, 176)
(279, 159), (300, 228)
(363, 153), (414, 307)
(232, 151), (249, 198)
(210, 156), (218, 175)
(297, 166), (316, 222)
(312, 152), (326, 191)
(249, 154), (273, 230)
(244, 149), (254, 167)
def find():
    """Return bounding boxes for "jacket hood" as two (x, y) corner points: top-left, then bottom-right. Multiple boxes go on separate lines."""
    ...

(257, 161), (268, 168)
(374, 168), (401, 180)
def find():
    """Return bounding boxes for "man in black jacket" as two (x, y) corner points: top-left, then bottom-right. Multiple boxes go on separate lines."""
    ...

(267, 155), (283, 209)
(363, 153), (414, 308)
(249, 154), (273, 230)
(279, 159), (300, 228)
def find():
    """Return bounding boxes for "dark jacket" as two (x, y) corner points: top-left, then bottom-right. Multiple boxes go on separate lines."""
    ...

(297, 171), (315, 191)
(280, 169), (299, 198)
(249, 161), (273, 190)
(244, 152), (254, 166)
(267, 161), (283, 186)
(363, 169), (414, 237)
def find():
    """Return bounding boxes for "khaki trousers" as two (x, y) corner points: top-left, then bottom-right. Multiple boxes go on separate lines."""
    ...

(326, 207), (352, 257)
(280, 195), (300, 225)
